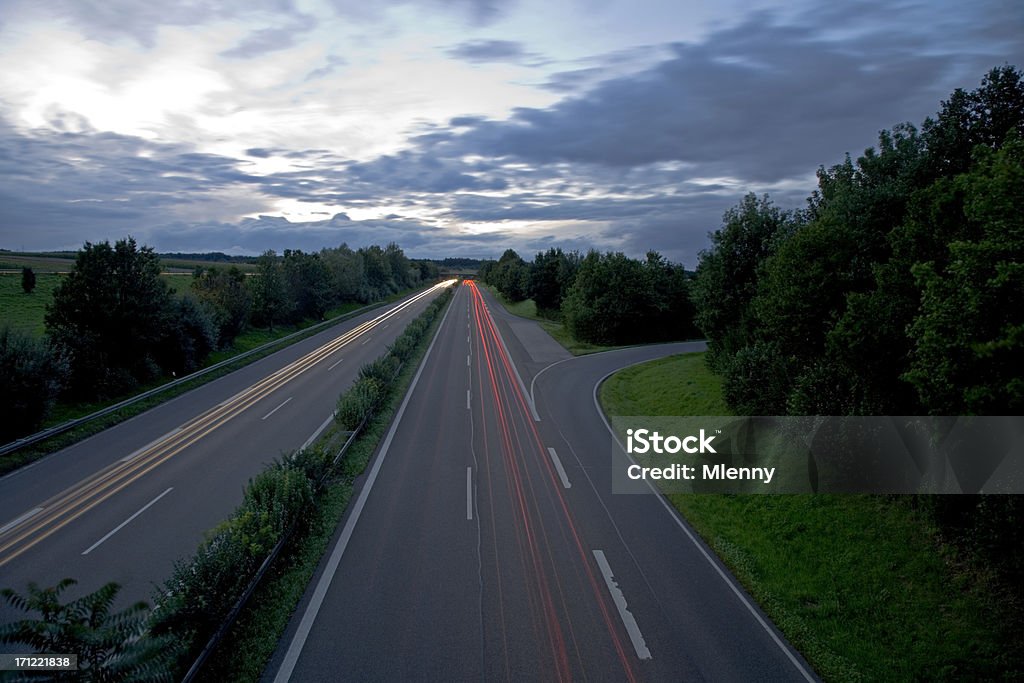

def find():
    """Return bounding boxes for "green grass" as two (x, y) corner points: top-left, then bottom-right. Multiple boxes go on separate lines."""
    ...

(0, 273), (63, 337)
(481, 284), (620, 356)
(598, 352), (1023, 681)
(197, 291), (455, 682)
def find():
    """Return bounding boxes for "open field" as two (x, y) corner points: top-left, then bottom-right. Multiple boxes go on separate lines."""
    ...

(0, 251), (255, 274)
(599, 352), (1022, 681)
(0, 272), (63, 337)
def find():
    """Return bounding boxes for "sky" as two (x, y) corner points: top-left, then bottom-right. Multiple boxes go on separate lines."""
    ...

(0, 0), (1021, 265)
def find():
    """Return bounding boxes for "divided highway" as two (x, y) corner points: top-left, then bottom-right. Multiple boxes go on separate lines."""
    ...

(269, 281), (816, 681)
(0, 284), (451, 616)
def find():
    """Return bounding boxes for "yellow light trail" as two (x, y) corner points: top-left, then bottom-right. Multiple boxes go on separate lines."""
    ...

(0, 281), (456, 567)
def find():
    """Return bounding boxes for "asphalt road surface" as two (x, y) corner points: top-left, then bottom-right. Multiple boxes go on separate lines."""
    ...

(0, 284), (451, 618)
(268, 281), (817, 682)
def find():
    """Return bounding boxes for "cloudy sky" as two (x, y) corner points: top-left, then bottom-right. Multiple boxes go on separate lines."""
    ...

(0, 0), (1020, 265)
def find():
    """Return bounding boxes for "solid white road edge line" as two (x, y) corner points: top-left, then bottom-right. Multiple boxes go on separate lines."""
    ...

(591, 364), (816, 683)
(592, 549), (651, 660)
(261, 397), (293, 421)
(272, 283), (457, 683)
(82, 487), (173, 555)
(466, 467), (473, 520)
(546, 447), (572, 489)
(302, 413), (335, 451)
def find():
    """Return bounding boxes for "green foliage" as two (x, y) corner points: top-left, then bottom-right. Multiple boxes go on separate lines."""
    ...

(334, 286), (453, 431)
(20, 266), (35, 294)
(601, 354), (1024, 681)
(697, 65), (1024, 420)
(0, 326), (67, 442)
(905, 131), (1024, 414)
(0, 579), (179, 682)
(483, 249), (531, 302)
(691, 193), (794, 371)
(529, 247), (579, 315)
(153, 447), (332, 672)
(691, 64), (1024, 586)
(191, 266), (252, 347)
(45, 237), (176, 399)
(562, 250), (696, 345)
(720, 341), (794, 416)
(336, 377), (384, 431)
(282, 250), (332, 322)
(154, 295), (218, 377)
(249, 250), (290, 332)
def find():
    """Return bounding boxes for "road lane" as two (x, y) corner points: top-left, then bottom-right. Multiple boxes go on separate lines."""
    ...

(269, 279), (817, 681)
(0, 284), (450, 614)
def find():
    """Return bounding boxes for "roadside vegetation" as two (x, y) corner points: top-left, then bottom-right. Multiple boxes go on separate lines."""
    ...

(690, 65), (1023, 585)
(0, 240), (441, 460)
(0, 285), (455, 682)
(479, 245), (699, 348)
(600, 352), (1023, 681)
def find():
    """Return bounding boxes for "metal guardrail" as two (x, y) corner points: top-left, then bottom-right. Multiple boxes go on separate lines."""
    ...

(179, 289), (451, 681)
(0, 299), (397, 458)
(179, 353), (410, 683)
(178, 422), (366, 683)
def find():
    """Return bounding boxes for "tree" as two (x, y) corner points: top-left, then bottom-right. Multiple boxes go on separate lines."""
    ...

(21, 266), (36, 294)
(488, 249), (530, 302)
(283, 250), (333, 321)
(905, 131), (1024, 414)
(0, 327), (67, 442)
(320, 244), (364, 303)
(691, 194), (794, 372)
(250, 250), (289, 331)
(45, 238), (174, 398)
(562, 251), (648, 344)
(0, 579), (179, 682)
(530, 248), (579, 315)
(191, 266), (251, 347)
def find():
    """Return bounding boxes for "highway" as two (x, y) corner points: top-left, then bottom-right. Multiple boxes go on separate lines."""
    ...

(268, 281), (817, 681)
(0, 283), (451, 616)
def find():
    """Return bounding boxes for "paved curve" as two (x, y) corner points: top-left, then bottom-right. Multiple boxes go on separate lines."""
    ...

(267, 282), (816, 682)
(0, 284), (450, 617)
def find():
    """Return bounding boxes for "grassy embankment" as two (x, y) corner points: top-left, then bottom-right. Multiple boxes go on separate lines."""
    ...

(0, 264), (420, 474)
(599, 352), (1022, 682)
(480, 284), (619, 355)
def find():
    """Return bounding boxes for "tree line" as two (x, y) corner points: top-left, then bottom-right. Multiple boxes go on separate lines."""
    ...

(0, 240), (439, 443)
(691, 65), (1023, 578)
(479, 246), (698, 345)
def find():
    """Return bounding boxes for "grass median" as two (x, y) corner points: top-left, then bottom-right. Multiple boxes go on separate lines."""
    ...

(598, 352), (1022, 681)
(192, 286), (455, 682)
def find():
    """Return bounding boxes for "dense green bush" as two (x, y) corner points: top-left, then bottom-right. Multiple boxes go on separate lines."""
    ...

(0, 326), (67, 442)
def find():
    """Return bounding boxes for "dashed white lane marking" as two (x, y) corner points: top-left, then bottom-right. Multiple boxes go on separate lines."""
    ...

(593, 549), (651, 660)
(82, 488), (173, 555)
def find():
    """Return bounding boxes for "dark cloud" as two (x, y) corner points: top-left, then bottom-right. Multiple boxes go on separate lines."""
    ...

(447, 40), (536, 64)
(440, 11), (988, 182)
(220, 13), (317, 59)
